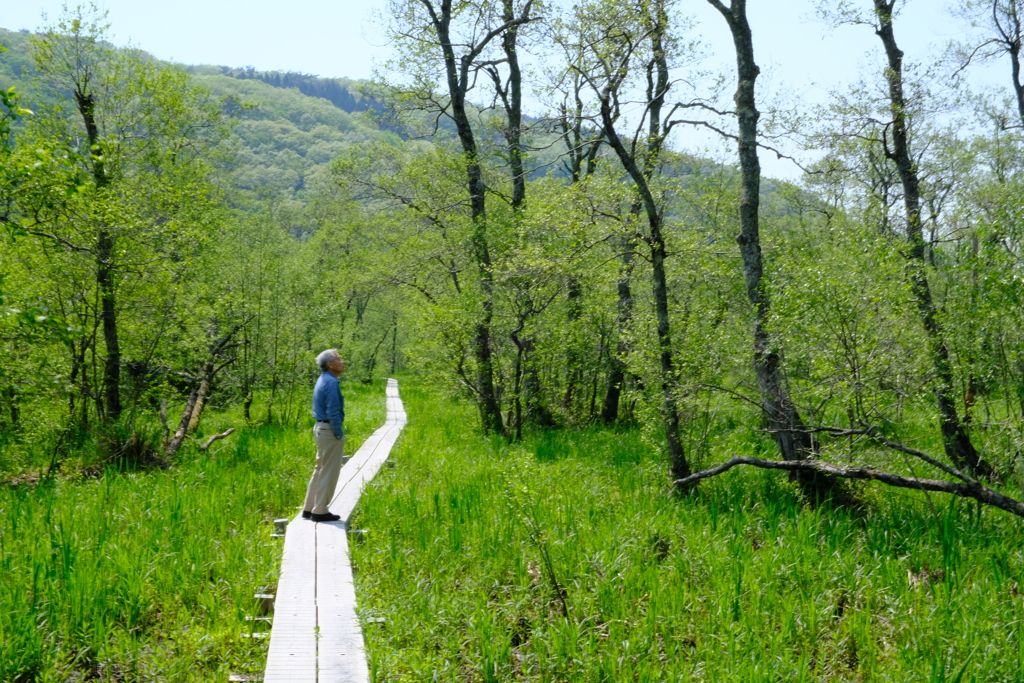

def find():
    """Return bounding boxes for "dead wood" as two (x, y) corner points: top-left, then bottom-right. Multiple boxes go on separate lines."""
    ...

(199, 428), (236, 451)
(674, 456), (1024, 519)
(164, 320), (247, 459)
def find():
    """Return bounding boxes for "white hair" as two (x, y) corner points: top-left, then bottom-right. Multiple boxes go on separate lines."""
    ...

(316, 348), (339, 371)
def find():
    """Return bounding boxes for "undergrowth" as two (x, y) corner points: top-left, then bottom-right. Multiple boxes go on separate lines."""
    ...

(0, 378), (386, 682)
(351, 379), (1024, 682)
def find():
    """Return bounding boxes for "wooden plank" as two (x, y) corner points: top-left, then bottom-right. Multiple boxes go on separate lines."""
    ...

(330, 379), (407, 526)
(264, 379), (407, 683)
(316, 523), (368, 683)
(263, 518), (317, 683)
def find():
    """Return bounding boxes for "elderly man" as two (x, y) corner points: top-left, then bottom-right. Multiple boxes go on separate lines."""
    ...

(302, 349), (346, 522)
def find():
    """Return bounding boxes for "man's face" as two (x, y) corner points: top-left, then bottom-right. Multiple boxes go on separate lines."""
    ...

(328, 355), (346, 374)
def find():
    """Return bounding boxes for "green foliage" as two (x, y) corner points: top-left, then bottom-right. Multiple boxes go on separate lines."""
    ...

(0, 380), (386, 681)
(3, 2), (1024, 679)
(353, 380), (1024, 682)
(190, 73), (392, 206)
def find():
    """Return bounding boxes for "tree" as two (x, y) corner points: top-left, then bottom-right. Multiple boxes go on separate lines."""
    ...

(15, 6), (225, 432)
(556, 0), (695, 481)
(706, 0), (821, 478)
(379, 0), (540, 435)
(868, 0), (995, 478)
(951, 0), (1024, 123)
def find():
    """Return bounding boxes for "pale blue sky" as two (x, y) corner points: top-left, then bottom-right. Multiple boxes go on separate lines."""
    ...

(2, 0), (1010, 178)
(2, 1), (996, 85)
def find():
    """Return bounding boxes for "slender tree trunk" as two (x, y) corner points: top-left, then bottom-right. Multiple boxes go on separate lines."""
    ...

(648, 214), (690, 481)
(165, 324), (243, 455)
(165, 363), (210, 459)
(430, 0), (510, 435)
(521, 337), (553, 428)
(873, 0), (995, 479)
(501, 0), (526, 210)
(563, 275), (583, 412)
(1002, 0), (1024, 122)
(390, 315), (398, 374)
(596, 13), (690, 480)
(96, 229), (122, 421)
(186, 373), (212, 434)
(709, 0), (815, 468)
(1012, 42), (1024, 122)
(601, 235), (637, 424)
(512, 330), (524, 441)
(75, 89), (122, 422)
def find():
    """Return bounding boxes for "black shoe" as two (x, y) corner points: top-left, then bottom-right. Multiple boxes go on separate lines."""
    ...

(301, 510), (312, 520)
(310, 511), (341, 522)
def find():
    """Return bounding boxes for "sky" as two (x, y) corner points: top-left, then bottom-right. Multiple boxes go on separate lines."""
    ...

(2, 0), (1011, 179)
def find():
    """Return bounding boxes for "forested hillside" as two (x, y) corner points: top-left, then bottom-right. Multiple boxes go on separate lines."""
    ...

(2, 1), (1024, 680)
(0, 27), (396, 222)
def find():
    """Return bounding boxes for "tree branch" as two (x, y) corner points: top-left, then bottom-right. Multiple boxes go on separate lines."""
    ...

(674, 456), (1024, 518)
(199, 427), (235, 451)
(766, 424), (978, 486)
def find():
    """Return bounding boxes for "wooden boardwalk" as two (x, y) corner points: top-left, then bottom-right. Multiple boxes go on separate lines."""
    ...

(264, 379), (407, 683)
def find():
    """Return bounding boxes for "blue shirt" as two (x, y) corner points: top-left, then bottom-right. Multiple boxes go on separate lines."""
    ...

(312, 371), (345, 439)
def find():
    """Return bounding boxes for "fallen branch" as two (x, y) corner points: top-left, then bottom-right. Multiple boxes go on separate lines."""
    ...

(766, 424), (995, 485)
(675, 456), (1024, 519)
(199, 428), (235, 451)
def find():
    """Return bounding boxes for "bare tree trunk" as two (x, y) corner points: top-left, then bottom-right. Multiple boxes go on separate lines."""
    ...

(164, 323), (243, 458)
(186, 373), (212, 434)
(96, 231), (121, 422)
(708, 0), (817, 471)
(601, 235), (637, 424)
(873, 0), (995, 479)
(562, 276), (583, 412)
(553, 69), (606, 420)
(165, 361), (211, 459)
(495, 0), (526, 210)
(74, 88), (122, 423)
(512, 331), (525, 441)
(390, 314), (398, 374)
(595, 1), (690, 481)
(991, 0), (1024, 121)
(424, 0), (535, 436)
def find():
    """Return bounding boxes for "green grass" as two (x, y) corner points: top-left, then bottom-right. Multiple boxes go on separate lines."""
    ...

(0, 378), (386, 682)
(351, 379), (1024, 682)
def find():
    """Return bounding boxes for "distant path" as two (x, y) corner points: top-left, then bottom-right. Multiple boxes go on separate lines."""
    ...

(264, 379), (407, 683)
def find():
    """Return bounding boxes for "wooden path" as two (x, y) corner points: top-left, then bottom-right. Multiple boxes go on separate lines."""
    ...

(263, 379), (407, 683)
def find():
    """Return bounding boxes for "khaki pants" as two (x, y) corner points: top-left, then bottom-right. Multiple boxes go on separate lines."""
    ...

(304, 424), (345, 515)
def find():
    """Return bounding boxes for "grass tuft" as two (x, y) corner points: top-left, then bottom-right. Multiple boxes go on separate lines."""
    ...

(351, 377), (1024, 682)
(0, 378), (386, 681)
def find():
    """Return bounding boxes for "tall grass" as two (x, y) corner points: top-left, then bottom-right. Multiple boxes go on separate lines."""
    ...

(0, 379), (386, 682)
(352, 380), (1024, 682)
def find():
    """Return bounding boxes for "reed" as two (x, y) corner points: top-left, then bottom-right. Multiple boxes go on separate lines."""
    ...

(0, 379), (386, 682)
(351, 379), (1024, 682)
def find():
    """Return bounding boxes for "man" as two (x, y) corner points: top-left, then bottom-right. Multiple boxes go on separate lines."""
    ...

(302, 349), (346, 522)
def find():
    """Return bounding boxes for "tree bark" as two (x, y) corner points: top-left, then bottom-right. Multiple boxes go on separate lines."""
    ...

(499, 0), (526, 209)
(553, 67), (606, 419)
(873, 0), (995, 479)
(601, 234), (637, 424)
(992, 0), (1024, 121)
(424, 0), (536, 436)
(75, 88), (122, 422)
(164, 324), (243, 457)
(595, 0), (690, 481)
(708, 0), (817, 470)
(199, 428), (235, 451)
(164, 361), (211, 459)
(186, 373), (212, 434)
(562, 275), (583, 412)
